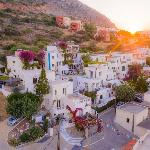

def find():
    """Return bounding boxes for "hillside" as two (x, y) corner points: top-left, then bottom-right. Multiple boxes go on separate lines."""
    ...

(0, 92), (8, 121)
(0, 0), (116, 28)
(0, 0), (116, 59)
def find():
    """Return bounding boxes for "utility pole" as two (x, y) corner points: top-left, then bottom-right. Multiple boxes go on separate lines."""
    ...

(57, 116), (61, 150)
(57, 130), (60, 150)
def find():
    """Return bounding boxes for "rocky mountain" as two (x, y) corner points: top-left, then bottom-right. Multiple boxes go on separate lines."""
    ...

(0, 0), (116, 28)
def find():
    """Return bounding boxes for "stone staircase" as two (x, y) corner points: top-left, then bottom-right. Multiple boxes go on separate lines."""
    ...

(60, 121), (83, 146)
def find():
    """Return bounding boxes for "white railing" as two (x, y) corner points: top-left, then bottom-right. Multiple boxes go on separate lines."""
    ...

(133, 132), (149, 150)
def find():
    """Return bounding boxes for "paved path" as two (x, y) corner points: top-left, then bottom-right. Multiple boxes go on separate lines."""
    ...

(136, 134), (150, 150)
(0, 120), (15, 150)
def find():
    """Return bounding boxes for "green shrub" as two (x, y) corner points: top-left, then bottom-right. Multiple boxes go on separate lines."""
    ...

(0, 67), (5, 73)
(20, 132), (30, 143)
(29, 127), (44, 140)
(3, 25), (20, 36)
(0, 75), (9, 81)
(22, 28), (33, 34)
(43, 119), (49, 133)
(84, 91), (96, 101)
(43, 16), (56, 26)
(93, 100), (116, 113)
(3, 43), (17, 51)
(8, 139), (20, 147)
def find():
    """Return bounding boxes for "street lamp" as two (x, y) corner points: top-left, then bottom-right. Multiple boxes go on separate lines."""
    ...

(56, 115), (61, 150)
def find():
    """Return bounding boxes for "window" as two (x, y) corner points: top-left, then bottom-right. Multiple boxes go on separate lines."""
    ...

(99, 72), (101, 76)
(122, 66), (125, 71)
(52, 56), (54, 59)
(126, 118), (130, 123)
(90, 71), (93, 78)
(55, 90), (57, 95)
(63, 88), (66, 95)
(52, 64), (54, 67)
(57, 100), (60, 108)
(33, 78), (37, 84)
(100, 95), (103, 99)
(13, 61), (15, 63)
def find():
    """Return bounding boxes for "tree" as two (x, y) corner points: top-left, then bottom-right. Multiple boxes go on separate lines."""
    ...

(83, 23), (96, 40)
(7, 92), (40, 118)
(146, 57), (150, 66)
(29, 127), (44, 141)
(128, 64), (142, 81)
(20, 132), (30, 143)
(43, 119), (49, 133)
(84, 91), (96, 101)
(115, 83), (136, 102)
(35, 68), (50, 97)
(82, 54), (92, 67)
(22, 93), (41, 118)
(135, 75), (148, 93)
(7, 93), (24, 118)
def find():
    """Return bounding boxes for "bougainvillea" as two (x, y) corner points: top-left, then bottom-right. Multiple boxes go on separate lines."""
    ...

(18, 50), (45, 69)
(19, 50), (36, 63)
(36, 50), (45, 66)
(66, 105), (103, 132)
(57, 41), (67, 49)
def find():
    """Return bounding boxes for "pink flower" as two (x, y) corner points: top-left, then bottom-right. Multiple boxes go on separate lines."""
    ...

(37, 50), (45, 65)
(57, 41), (67, 49)
(19, 50), (36, 63)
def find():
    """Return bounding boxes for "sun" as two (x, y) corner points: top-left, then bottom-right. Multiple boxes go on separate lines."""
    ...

(120, 21), (144, 33)
(126, 25), (142, 33)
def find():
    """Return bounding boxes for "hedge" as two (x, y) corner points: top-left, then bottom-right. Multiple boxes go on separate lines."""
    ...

(93, 99), (116, 113)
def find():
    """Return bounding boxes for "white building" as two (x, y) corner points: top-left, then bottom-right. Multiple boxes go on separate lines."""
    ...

(144, 90), (150, 103)
(65, 93), (92, 117)
(107, 52), (131, 79)
(95, 88), (115, 106)
(74, 63), (117, 92)
(66, 41), (80, 54)
(45, 80), (92, 118)
(74, 76), (102, 92)
(90, 54), (107, 62)
(7, 51), (55, 93)
(45, 46), (64, 72)
(44, 80), (73, 117)
(115, 103), (148, 137)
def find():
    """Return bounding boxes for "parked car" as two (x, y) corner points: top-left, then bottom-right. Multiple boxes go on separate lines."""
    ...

(134, 93), (143, 103)
(116, 101), (125, 107)
(134, 96), (143, 103)
(7, 116), (19, 126)
(32, 114), (45, 123)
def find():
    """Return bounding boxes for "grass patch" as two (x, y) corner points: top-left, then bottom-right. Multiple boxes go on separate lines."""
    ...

(0, 75), (9, 81)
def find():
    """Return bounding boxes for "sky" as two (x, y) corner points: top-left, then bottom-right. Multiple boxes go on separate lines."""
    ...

(80, 0), (150, 33)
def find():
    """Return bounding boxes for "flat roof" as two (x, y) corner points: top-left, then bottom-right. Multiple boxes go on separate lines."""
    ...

(52, 80), (70, 85)
(118, 103), (147, 114)
(67, 93), (89, 100)
(138, 119), (150, 130)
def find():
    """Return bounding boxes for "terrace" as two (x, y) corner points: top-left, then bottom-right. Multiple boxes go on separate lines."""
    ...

(0, 77), (25, 95)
